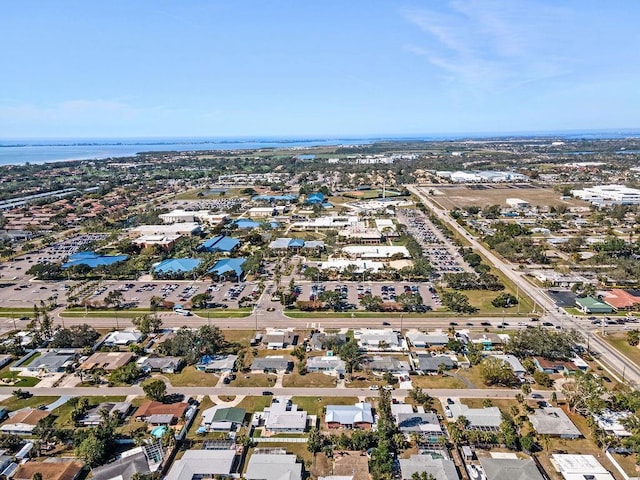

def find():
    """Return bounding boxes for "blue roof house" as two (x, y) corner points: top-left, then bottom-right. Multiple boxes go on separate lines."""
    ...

(208, 258), (246, 280)
(305, 192), (326, 205)
(62, 251), (128, 269)
(199, 235), (240, 253)
(154, 258), (201, 276)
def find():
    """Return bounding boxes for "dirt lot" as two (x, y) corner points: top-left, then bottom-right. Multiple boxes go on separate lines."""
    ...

(428, 184), (589, 209)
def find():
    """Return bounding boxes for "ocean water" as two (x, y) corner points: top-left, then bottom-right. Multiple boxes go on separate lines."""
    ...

(1, 131), (638, 166)
(0, 137), (382, 166)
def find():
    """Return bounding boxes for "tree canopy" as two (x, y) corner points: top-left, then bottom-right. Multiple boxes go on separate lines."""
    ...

(507, 327), (582, 360)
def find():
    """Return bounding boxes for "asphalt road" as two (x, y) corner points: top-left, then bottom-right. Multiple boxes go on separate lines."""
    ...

(0, 385), (560, 400)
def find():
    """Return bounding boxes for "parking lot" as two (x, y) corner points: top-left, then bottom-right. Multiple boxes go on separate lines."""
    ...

(0, 278), (261, 310)
(397, 208), (471, 275)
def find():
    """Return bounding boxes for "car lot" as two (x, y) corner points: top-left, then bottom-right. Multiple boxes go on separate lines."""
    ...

(397, 208), (470, 276)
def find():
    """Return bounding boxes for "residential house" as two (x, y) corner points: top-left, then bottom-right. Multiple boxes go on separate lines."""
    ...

(250, 356), (292, 374)
(325, 402), (374, 430)
(79, 402), (131, 427)
(165, 449), (237, 480)
(392, 405), (444, 441)
(480, 458), (545, 480)
(80, 352), (134, 372)
(307, 355), (346, 376)
(416, 354), (455, 374)
(262, 329), (298, 349)
(135, 401), (188, 425)
(466, 332), (504, 350)
(406, 331), (449, 348)
(594, 410), (633, 437)
(245, 452), (302, 480)
(529, 407), (582, 439)
(13, 460), (83, 480)
(103, 330), (144, 347)
(362, 355), (410, 374)
(491, 354), (526, 377)
(138, 356), (183, 374)
(550, 454), (615, 480)
(357, 329), (402, 351)
(262, 398), (308, 433)
(25, 350), (75, 373)
(0, 408), (50, 434)
(310, 332), (347, 351)
(201, 406), (246, 432)
(445, 401), (502, 430)
(533, 357), (580, 375)
(400, 453), (459, 480)
(196, 354), (238, 373)
(92, 450), (153, 480)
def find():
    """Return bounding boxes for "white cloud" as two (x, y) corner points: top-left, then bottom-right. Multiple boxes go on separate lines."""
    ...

(402, 0), (573, 89)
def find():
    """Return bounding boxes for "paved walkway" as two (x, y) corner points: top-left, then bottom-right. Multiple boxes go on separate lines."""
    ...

(210, 394), (246, 407)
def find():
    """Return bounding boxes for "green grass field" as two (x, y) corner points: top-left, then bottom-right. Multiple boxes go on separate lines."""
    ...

(164, 366), (218, 387)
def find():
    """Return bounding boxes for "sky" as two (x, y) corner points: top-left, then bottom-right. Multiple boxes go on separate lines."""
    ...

(1, 0), (639, 138)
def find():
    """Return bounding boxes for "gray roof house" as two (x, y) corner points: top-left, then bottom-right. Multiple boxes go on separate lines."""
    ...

(165, 449), (237, 480)
(79, 402), (131, 426)
(446, 402), (502, 430)
(406, 332), (449, 348)
(529, 407), (582, 438)
(251, 356), (292, 373)
(363, 355), (410, 373)
(201, 406), (246, 432)
(245, 453), (302, 480)
(307, 355), (346, 375)
(310, 332), (347, 351)
(196, 354), (238, 373)
(396, 412), (444, 438)
(417, 354), (455, 373)
(92, 451), (152, 480)
(139, 356), (183, 374)
(26, 350), (75, 373)
(491, 354), (526, 376)
(358, 330), (401, 350)
(479, 458), (544, 480)
(103, 330), (144, 346)
(400, 453), (459, 480)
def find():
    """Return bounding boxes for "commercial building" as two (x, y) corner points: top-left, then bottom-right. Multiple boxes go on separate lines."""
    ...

(571, 185), (640, 206)
(129, 223), (201, 239)
(575, 296), (614, 314)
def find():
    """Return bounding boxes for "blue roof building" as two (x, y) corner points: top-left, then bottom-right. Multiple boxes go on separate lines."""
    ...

(208, 258), (246, 278)
(305, 192), (326, 205)
(62, 251), (128, 269)
(252, 194), (298, 203)
(154, 258), (201, 275)
(233, 219), (262, 229)
(233, 219), (279, 229)
(199, 235), (240, 253)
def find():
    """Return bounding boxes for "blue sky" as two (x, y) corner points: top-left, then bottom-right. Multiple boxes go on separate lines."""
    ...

(1, 1), (638, 138)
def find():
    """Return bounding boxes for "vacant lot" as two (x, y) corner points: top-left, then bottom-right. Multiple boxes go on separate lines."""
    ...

(164, 366), (217, 387)
(283, 372), (337, 388)
(430, 185), (588, 209)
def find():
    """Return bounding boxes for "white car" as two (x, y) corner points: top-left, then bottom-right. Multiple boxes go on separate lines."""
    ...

(368, 385), (379, 390)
